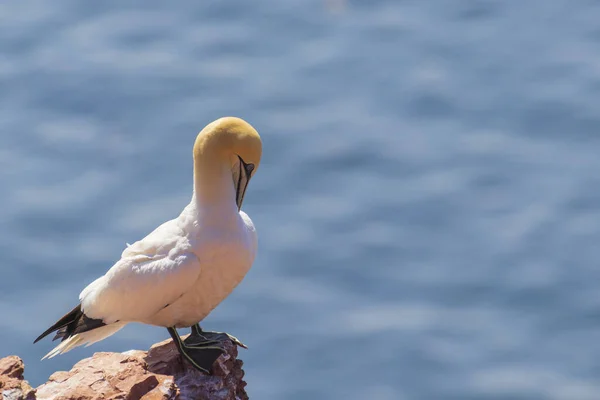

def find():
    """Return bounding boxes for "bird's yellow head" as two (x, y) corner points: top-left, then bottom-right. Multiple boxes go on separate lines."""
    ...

(193, 117), (262, 210)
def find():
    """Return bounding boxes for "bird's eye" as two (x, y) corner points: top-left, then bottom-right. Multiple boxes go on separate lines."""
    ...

(244, 163), (255, 175)
(238, 155), (255, 176)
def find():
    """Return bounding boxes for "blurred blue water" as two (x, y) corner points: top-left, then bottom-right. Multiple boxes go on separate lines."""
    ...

(1, 1), (600, 398)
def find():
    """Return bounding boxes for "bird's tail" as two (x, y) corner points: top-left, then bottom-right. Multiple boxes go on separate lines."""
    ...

(34, 304), (126, 360)
(41, 322), (126, 359)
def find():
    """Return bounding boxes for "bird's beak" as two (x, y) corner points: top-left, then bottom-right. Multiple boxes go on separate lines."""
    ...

(235, 156), (255, 211)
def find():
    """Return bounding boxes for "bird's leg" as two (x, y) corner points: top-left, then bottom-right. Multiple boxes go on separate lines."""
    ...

(189, 323), (248, 349)
(167, 327), (224, 374)
(190, 323), (206, 339)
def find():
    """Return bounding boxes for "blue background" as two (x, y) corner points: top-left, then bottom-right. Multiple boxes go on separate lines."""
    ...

(1, 1), (600, 399)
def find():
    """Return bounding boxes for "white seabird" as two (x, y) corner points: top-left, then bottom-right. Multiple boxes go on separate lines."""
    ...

(34, 117), (262, 373)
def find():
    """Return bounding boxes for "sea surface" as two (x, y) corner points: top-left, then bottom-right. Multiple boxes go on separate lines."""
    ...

(1, 1), (600, 399)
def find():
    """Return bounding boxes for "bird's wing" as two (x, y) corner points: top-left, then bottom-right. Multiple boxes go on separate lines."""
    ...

(79, 219), (201, 323)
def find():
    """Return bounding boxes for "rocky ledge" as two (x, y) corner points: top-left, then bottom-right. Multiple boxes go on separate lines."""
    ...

(0, 336), (248, 400)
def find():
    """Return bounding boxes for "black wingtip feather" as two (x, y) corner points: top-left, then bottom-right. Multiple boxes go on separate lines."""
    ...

(33, 304), (82, 344)
(33, 304), (106, 344)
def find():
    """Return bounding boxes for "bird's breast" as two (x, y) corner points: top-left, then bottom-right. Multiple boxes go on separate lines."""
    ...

(150, 220), (257, 327)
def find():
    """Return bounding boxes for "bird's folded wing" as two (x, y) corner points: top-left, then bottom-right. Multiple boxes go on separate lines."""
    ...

(79, 251), (201, 323)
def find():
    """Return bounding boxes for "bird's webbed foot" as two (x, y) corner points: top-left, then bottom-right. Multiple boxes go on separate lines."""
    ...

(167, 327), (225, 374)
(189, 323), (248, 349)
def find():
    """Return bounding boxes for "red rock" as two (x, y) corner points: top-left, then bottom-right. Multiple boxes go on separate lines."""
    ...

(0, 356), (35, 400)
(1, 335), (247, 400)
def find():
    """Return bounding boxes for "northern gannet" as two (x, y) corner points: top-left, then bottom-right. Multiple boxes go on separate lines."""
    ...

(34, 117), (262, 373)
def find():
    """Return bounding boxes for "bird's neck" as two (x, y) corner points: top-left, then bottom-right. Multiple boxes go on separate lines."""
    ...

(191, 156), (238, 218)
